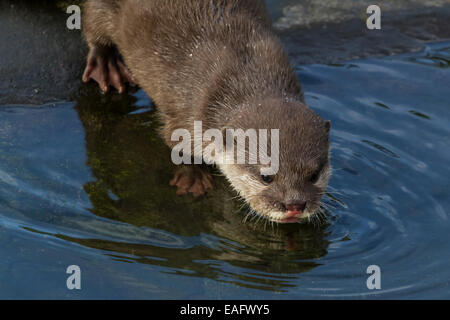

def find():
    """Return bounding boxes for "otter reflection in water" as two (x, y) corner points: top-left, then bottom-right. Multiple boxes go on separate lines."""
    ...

(69, 90), (331, 291)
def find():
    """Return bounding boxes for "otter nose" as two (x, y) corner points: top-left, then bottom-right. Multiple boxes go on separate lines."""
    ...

(285, 201), (306, 213)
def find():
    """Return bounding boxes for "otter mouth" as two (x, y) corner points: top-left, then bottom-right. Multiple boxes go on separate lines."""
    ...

(246, 198), (320, 224)
(268, 211), (306, 224)
(280, 211), (302, 223)
(278, 216), (302, 223)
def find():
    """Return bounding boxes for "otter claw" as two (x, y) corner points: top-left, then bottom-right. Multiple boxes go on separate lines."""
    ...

(170, 166), (213, 197)
(82, 47), (135, 93)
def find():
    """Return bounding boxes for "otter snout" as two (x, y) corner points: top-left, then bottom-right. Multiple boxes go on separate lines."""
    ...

(284, 201), (306, 217)
(280, 201), (307, 223)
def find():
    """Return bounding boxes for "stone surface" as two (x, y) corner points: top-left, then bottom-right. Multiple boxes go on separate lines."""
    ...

(0, 0), (449, 105)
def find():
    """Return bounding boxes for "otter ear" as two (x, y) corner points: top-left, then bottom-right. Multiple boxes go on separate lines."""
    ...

(325, 120), (331, 134)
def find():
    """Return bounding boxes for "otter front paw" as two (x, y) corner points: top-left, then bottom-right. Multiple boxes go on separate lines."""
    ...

(82, 46), (135, 93)
(170, 166), (213, 197)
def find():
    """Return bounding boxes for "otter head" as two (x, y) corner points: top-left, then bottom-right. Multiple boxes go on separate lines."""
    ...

(218, 99), (331, 223)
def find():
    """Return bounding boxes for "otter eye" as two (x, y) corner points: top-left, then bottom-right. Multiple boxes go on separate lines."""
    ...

(310, 168), (321, 183)
(261, 175), (274, 184)
(310, 161), (327, 183)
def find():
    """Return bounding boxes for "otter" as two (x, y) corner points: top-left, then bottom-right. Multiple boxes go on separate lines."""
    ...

(81, 0), (331, 223)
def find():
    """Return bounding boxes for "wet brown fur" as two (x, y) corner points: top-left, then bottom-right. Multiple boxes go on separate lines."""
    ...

(82, 0), (331, 222)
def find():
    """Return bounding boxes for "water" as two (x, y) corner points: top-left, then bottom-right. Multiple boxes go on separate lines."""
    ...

(1, 36), (449, 298)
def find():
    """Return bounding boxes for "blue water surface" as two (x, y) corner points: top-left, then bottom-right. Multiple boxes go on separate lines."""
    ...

(0, 40), (449, 299)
